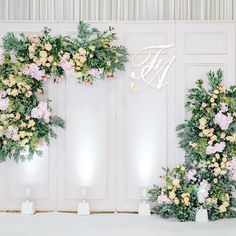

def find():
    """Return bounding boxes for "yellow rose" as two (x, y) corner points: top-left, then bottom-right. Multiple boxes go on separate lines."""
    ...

(174, 198), (179, 205)
(12, 134), (20, 141)
(19, 131), (26, 138)
(226, 133), (236, 142)
(220, 162), (226, 168)
(79, 57), (86, 64)
(89, 46), (95, 51)
(223, 201), (229, 207)
(210, 98), (215, 103)
(28, 120), (35, 128)
(169, 191), (176, 200)
(206, 198), (212, 204)
(26, 91), (33, 97)
(199, 132), (203, 137)
(208, 140), (213, 145)
(225, 194), (230, 201)
(181, 193), (190, 198)
(202, 129), (209, 136)
(48, 55), (54, 62)
(79, 48), (87, 55)
(199, 117), (207, 127)
(199, 125), (205, 130)
(189, 104), (195, 109)
(45, 43), (52, 51)
(40, 57), (47, 64)
(221, 132), (226, 138)
(3, 80), (10, 86)
(173, 179), (180, 188)
(219, 205), (227, 213)
(222, 157), (227, 162)
(40, 50), (47, 58)
(28, 45), (35, 52)
(11, 89), (18, 97)
(214, 167), (221, 176)
(183, 197), (190, 206)
(211, 135), (217, 141)
(77, 72), (83, 78)
(214, 162), (219, 168)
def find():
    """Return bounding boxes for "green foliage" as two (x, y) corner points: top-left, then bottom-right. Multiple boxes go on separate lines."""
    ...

(149, 69), (236, 221)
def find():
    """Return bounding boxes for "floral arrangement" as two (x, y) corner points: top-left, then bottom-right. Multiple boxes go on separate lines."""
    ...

(149, 70), (236, 221)
(0, 22), (128, 162)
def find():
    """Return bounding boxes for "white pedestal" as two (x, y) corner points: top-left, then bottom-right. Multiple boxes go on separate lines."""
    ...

(21, 201), (35, 215)
(78, 201), (90, 215)
(195, 208), (208, 222)
(138, 202), (151, 216)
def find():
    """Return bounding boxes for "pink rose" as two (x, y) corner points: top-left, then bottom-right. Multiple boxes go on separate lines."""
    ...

(157, 193), (172, 205)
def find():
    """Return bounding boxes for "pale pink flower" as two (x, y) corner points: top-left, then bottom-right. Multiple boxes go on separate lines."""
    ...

(197, 180), (211, 204)
(185, 169), (197, 181)
(214, 112), (233, 131)
(89, 68), (103, 79)
(0, 97), (9, 111)
(59, 57), (75, 77)
(22, 63), (45, 81)
(0, 91), (7, 98)
(31, 101), (51, 123)
(173, 179), (180, 187)
(206, 141), (226, 155)
(220, 103), (228, 113)
(5, 126), (18, 139)
(157, 193), (172, 205)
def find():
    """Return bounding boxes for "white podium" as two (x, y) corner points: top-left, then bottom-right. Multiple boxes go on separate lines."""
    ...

(195, 208), (208, 222)
(78, 200), (90, 216)
(21, 200), (35, 215)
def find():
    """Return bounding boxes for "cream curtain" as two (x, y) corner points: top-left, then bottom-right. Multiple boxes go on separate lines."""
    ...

(0, 0), (235, 21)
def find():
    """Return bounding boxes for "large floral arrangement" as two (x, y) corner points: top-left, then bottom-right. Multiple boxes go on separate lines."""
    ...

(0, 22), (128, 162)
(149, 70), (236, 221)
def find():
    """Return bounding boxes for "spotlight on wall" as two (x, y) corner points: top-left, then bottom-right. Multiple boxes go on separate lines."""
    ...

(138, 188), (150, 216)
(21, 187), (35, 215)
(77, 187), (90, 216)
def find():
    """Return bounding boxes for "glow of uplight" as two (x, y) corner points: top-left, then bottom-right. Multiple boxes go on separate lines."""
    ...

(135, 138), (156, 187)
(18, 146), (47, 186)
(76, 141), (95, 187)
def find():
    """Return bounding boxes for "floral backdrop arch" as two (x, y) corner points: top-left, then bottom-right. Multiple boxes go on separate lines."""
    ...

(0, 21), (128, 162)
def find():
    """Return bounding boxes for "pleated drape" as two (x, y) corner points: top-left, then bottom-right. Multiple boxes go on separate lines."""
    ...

(0, 0), (235, 21)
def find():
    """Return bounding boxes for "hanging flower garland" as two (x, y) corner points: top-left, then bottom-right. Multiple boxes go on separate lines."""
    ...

(149, 70), (236, 221)
(0, 21), (128, 162)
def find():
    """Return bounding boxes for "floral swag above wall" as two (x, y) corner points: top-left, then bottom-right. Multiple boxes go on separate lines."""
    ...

(0, 22), (128, 162)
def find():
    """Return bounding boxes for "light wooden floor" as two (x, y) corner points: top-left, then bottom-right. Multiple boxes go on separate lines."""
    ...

(0, 212), (235, 236)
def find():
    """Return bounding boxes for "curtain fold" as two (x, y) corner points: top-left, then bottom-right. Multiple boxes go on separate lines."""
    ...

(0, 0), (236, 21)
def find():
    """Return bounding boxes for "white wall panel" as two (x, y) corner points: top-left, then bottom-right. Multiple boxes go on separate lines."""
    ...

(175, 22), (235, 164)
(116, 22), (176, 211)
(0, 21), (234, 212)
